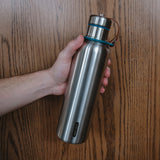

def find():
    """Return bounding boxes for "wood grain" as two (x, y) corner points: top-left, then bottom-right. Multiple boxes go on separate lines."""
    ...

(0, 0), (160, 159)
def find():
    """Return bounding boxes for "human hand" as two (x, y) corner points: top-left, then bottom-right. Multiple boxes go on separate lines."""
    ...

(48, 35), (111, 95)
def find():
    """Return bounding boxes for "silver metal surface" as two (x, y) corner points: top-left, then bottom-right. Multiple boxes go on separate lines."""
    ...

(57, 41), (109, 144)
(87, 27), (107, 40)
(89, 15), (111, 27)
(86, 15), (111, 40)
(57, 15), (111, 144)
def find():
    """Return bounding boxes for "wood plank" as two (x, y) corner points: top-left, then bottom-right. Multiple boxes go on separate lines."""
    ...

(0, 0), (160, 159)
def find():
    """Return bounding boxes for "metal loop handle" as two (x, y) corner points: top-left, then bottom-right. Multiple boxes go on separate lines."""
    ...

(106, 18), (120, 47)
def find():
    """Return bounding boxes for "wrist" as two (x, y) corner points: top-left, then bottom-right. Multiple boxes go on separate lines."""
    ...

(46, 68), (67, 95)
(35, 69), (54, 96)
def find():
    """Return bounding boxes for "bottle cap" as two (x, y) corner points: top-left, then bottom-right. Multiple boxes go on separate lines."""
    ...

(86, 14), (112, 41)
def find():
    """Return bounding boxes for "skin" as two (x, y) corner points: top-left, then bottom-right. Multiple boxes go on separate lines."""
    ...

(0, 35), (111, 116)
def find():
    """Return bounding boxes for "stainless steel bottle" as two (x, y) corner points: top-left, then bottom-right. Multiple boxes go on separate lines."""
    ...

(57, 14), (112, 144)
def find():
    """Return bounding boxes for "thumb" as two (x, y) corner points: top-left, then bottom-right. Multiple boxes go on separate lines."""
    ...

(60, 35), (84, 60)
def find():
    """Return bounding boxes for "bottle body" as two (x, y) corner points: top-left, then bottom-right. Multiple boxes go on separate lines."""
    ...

(57, 40), (109, 144)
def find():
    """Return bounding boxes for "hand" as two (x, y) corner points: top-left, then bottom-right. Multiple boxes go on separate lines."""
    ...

(48, 35), (111, 95)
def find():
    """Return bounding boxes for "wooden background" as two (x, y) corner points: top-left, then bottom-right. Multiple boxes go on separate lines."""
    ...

(0, 0), (160, 159)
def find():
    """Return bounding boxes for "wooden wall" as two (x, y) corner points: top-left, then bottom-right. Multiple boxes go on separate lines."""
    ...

(0, 0), (160, 159)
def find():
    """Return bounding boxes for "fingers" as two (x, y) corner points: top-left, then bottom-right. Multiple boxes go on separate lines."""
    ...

(100, 78), (108, 94)
(102, 77), (108, 86)
(104, 66), (111, 77)
(100, 59), (111, 94)
(60, 35), (84, 60)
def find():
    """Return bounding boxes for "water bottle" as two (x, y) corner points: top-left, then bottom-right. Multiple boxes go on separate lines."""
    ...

(57, 14), (119, 144)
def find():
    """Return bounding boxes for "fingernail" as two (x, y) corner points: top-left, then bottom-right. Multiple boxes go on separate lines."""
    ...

(76, 35), (84, 42)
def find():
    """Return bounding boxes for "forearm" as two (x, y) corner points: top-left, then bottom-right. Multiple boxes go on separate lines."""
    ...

(0, 70), (53, 116)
